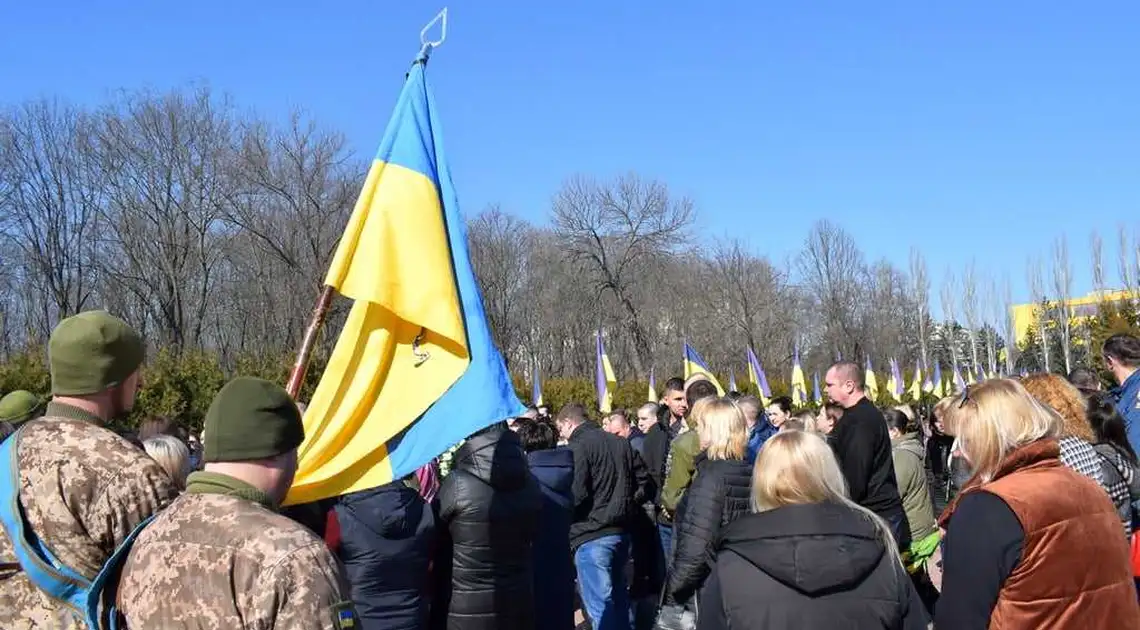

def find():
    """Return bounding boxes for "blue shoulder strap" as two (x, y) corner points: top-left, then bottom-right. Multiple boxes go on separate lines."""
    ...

(0, 425), (156, 629)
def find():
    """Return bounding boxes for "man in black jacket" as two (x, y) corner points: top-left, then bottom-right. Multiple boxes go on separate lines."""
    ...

(556, 403), (637, 630)
(823, 360), (909, 549)
(641, 377), (687, 564)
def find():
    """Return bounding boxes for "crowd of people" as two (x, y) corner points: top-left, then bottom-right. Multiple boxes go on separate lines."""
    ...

(4, 311), (1140, 629)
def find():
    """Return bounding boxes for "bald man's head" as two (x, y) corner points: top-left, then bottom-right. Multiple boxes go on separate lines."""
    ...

(825, 360), (865, 408)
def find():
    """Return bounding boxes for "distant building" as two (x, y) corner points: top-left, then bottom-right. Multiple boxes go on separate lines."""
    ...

(1010, 289), (1136, 346)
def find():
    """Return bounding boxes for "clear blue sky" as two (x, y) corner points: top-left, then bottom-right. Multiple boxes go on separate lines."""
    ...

(4, 1), (1138, 315)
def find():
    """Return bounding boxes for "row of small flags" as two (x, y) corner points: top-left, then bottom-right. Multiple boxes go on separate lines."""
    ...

(533, 331), (1017, 413)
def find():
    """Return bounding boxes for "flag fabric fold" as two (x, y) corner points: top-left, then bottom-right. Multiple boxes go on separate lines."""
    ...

(648, 367), (657, 403)
(954, 362), (967, 392)
(596, 330), (617, 414)
(932, 362), (944, 399)
(890, 358), (905, 403)
(683, 342), (725, 395)
(909, 360), (924, 402)
(285, 59), (522, 505)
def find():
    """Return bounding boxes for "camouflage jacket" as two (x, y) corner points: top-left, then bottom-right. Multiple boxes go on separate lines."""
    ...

(0, 403), (181, 629)
(117, 482), (357, 630)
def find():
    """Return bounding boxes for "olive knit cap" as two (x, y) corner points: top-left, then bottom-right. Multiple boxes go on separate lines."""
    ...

(203, 377), (305, 463)
(49, 311), (145, 396)
(0, 390), (44, 425)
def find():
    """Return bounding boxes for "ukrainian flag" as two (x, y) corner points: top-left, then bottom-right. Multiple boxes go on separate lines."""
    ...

(909, 360), (924, 402)
(790, 346), (808, 408)
(596, 330), (617, 413)
(812, 371), (822, 405)
(865, 357), (880, 402)
(891, 359), (905, 403)
(532, 364), (543, 407)
(683, 342), (725, 395)
(648, 367), (657, 402)
(932, 362), (944, 399)
(747, 347), (771, 407)
(284, 57), (522, 505)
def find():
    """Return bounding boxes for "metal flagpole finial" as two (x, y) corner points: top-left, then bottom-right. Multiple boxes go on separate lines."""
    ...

(416, 7), (448, 63)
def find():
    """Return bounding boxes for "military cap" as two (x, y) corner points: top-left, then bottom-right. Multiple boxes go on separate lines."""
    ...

(49, 311), (144, 396)
(204, 377), (304, 463)
(0, 390), (44, 425)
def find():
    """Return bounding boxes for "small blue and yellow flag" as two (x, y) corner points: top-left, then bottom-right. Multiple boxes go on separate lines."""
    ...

(865, 356), (880, 402)
(285, 57), (522, 505)
(747, 347), (771, 407)
(532, 363), (543, 407)
(683, 342), (725, 395)
(648, 367), (657, 403)
(790, 346), (808, 408)
(596, 330), (617, 414)
(812, 371), (822, 405)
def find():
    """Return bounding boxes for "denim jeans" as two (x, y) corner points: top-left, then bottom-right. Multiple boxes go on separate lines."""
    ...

(575, 534), (632, 630)
(657, 524), (674, 571)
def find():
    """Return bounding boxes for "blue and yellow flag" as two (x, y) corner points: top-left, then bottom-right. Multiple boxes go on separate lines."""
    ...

(746, 347), (772, 407)
(648, 367), (657, 402)
(865, 356), (880, 402)
(790, 346), (808, 408)
(908, 360), (924, 402)
(683, 342), (725, 395)
(812, 371), (822, 405)
(596, 330), (617, 414)
(285, 58), (522, 505)
(532, 364), (543, 407)
(932, 362), (944, 399)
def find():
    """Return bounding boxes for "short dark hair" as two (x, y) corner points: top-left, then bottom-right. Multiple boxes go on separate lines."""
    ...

(726, 390), (743, 400)
(1067, 367), (1102, 395)
(663, 377), (686, 394)
(556, 403), (590, 426)
(1087, 392), (1137, 460)
(1104, 334), (1140, 368)
(686, 380), (718, 408)
(883, 408), (915, 434)
(516, 418), (557, 453)
(828, 361), (865, 391)
(770, 396), (793, 414)
(824, 402), (844, 422)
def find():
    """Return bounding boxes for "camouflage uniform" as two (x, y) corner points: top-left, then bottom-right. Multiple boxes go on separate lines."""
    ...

(0, 403), (181, 629)
(118, 486), (356, 629)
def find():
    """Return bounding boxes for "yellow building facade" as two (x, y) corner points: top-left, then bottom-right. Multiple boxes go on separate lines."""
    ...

(1010, 289), (1137, 345)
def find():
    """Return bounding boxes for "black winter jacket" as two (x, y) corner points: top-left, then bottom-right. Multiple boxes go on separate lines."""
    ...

(335, 481), (436, 630)
(643, 413), (683, 512)
(435, 428), (541, 630)
(666, 456), (752, 605)
(697, 502), (928, 630)
(568, 422), (637, 549)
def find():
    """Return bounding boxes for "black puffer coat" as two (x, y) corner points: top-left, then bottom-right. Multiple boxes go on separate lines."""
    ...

(665, 456), (752, 605)
(697, 502), (928, 630)
(435, 427), (541, 630)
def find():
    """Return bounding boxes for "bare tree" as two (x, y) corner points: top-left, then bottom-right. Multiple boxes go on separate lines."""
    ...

(1027, 257), (1051, 372)
(797, 220), (867, 359)
(467, 204), (533, 367)
(1001, 276), (1018, 372)
(93, 87), (234, 351)
(1118, 225), (1135, 294)
(707, 238), (791, 351)
(0, 100), (102, 338)
(909, 248), (931, 371)
(1051, 236), (1074, 373)
(1091, 230), (1105, 294)
(551, 173), (694, 377)
(940, 271), (961, 373)
(961, 262), (982, 372)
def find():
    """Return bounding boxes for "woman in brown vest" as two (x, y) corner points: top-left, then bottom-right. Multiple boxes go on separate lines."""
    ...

(935, 378), (1140, 629)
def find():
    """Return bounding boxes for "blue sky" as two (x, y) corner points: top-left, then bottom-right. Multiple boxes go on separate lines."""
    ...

(3, 1), (1138, 315)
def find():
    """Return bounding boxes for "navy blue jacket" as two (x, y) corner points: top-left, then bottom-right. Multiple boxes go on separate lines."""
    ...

(334, 481), (437, 630)
(1112, 369), (1140, 453)
(527, 447), (575, 630)
(745, 414), (778, 466)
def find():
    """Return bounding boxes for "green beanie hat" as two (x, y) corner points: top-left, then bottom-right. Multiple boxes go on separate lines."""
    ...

(204, 377), (305, 463)
(0, 390), (44, 425)
(49, 311), (145, 396)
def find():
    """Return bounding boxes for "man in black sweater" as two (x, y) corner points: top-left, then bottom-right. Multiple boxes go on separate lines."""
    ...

(556, 403), (637, 630)
(823, 360), (909, 549)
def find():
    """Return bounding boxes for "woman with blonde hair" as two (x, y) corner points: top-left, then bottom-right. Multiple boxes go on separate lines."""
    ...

(660, 397), (753, 622)
(142, 434), (191, 489)
(697, 430), (928, 629)
(936, 379), (1139, 629)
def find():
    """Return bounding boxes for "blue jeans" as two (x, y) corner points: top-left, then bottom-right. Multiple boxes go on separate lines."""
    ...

(657, 524), (674, 571)
(575, 534), (632, 630)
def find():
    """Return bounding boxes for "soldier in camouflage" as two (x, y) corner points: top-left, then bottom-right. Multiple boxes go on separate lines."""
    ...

(0, 311), (181, 629)
(117, 376), (359, 629)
